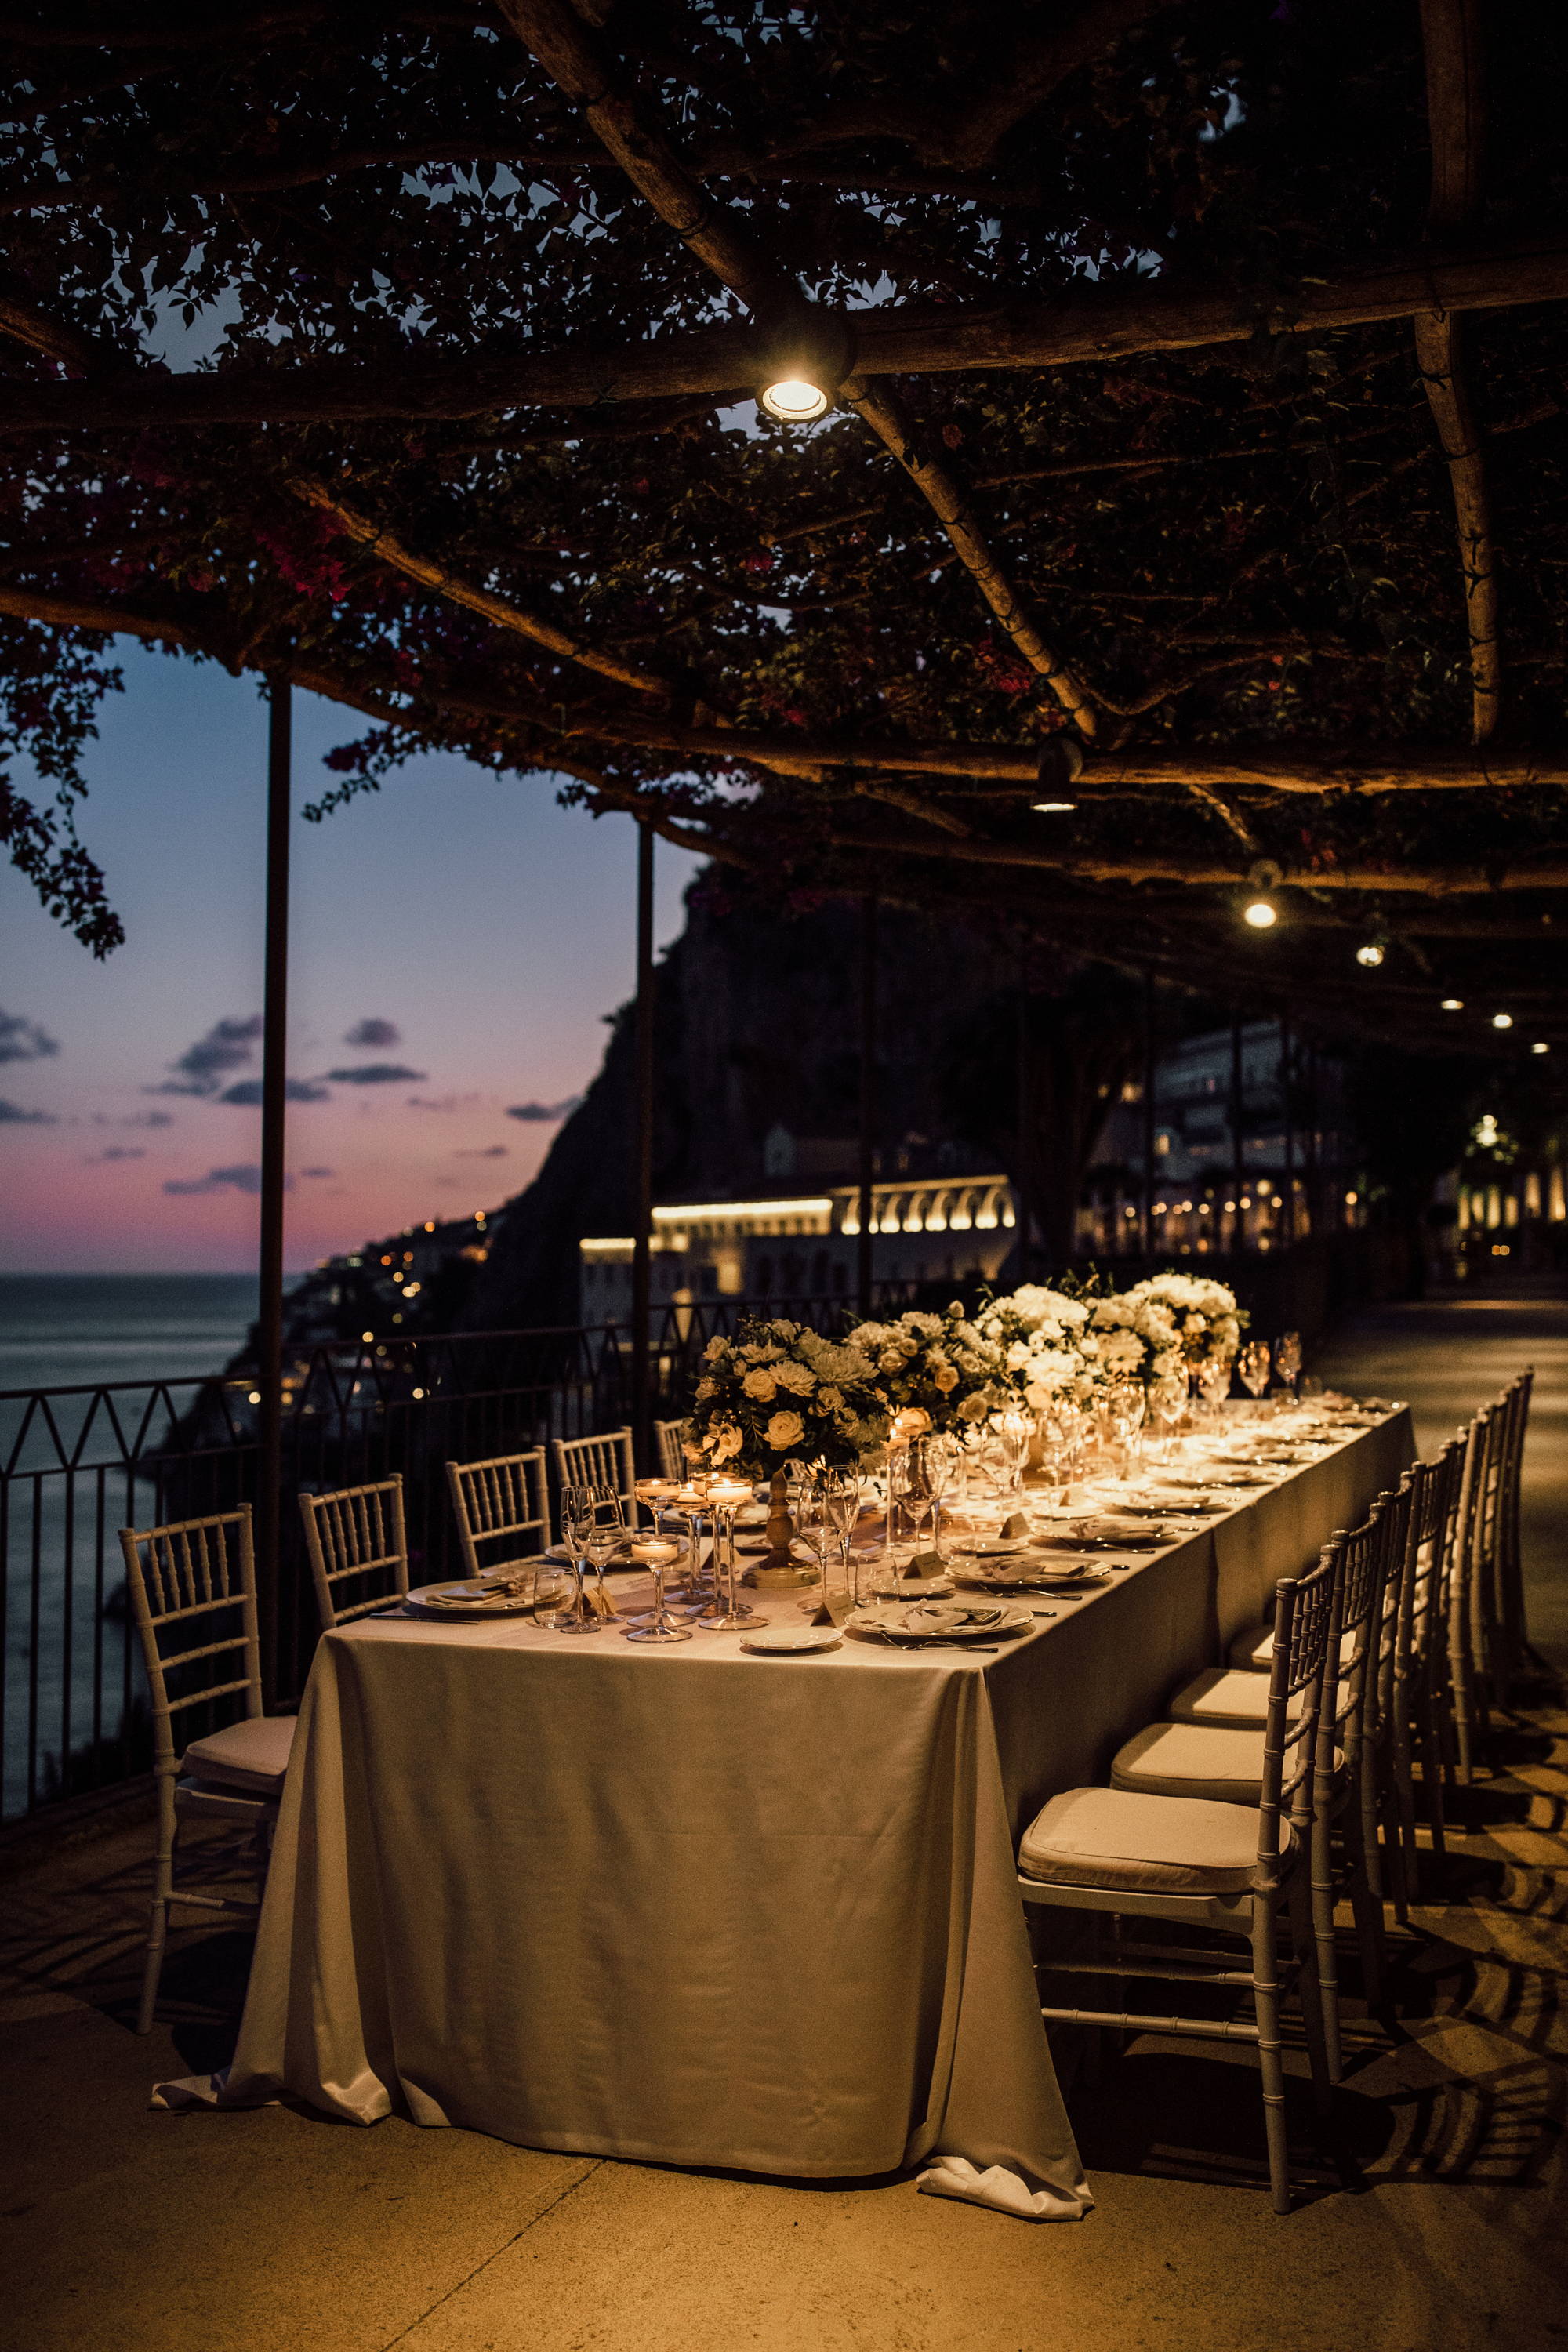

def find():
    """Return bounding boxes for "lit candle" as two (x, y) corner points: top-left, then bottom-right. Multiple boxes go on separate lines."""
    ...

(630, 1540), (681, 1566)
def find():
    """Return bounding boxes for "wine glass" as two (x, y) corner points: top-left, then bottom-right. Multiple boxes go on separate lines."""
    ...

(817, 1464), (862, 1609)
(907, 1432), (956, 1563)
(1237, 1340), (1271, 1403)
(1197, 1355), (1233, 1425)
(552, 1484), (604, 1634)
(565, 1481), (626, 1621)
(1108, 1378), (1145, 1477)
(995, 1409), (1033, 1499)
(1147, 1374), (1187, 1462)
(1274, 1330), (1302, 1405)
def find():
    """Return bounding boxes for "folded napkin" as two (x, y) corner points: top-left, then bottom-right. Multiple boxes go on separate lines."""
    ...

(916, 2158), (1092, 2222)
(906, 1600), (1004, 1632)
(999, 1512), (1033, 1539)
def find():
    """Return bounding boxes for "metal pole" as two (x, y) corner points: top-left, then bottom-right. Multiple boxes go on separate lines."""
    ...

(1279, 1012), (1295, 1247)
(256, 677), (291, 1708)
(1142, 968), (1157, 1260)
(1015, 946), (1033, 1280)
(1230, 1010), (1246, 1256)
(856, 894), (878, 1316)
(1305, 1040), (1322, 1235)
(630, 818), (655, 1470)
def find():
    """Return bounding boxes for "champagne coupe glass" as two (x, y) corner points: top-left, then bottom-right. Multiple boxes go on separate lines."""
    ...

(625, 1529), (691, 1642)
(1274, 1330), (1302, 1405)
(696, 1475), (767, 1630)
(1237, 1340), (1271, 1406)
(554, 1484), (604, 1633)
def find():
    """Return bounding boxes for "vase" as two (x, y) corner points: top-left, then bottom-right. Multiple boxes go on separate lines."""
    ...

(746, 1466), (814, 1588)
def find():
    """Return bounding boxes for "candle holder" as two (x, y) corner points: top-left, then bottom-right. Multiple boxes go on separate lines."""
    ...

(625, 1536), (691, 1643)
(696, 1483), (768, 1630)
(747, 1466), (815, 1588)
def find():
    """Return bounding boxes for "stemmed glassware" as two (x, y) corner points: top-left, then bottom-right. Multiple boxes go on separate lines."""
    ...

(625, 1523), (691, 1642)
(816, 1464), (863, 1610)
(553, 1483), (608, 1633)
(1195, 1355), (1233, 1425)
(1237, 1340), (1271, 1403)
(1107, 1378), (1145, 1478)
(994, 1409), (1033, 1500)
(1145, 1374), (1187, 1462)
(563, 1481), (626, 1621)
(905, 1432), (956, 1563)
(695, 1475), (767, 1632)
(1274, 1330), (1302, 1404)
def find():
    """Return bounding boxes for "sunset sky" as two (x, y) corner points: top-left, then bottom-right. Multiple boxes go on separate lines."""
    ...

(0, 642), (701, 1272)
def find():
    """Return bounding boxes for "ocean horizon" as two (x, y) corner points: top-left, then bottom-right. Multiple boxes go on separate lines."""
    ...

(0, 1271), (269, 1396)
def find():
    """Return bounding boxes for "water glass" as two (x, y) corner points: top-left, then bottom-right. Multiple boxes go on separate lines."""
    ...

(1237, 1340), (1271, 1401)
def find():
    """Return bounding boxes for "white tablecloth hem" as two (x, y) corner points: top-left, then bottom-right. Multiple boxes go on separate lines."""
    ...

(916, 2157), (1093, 2221)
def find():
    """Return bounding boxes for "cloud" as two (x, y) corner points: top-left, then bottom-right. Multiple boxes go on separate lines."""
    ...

(86, 1145), (144, 1163)
(407, 1093), (481, 1112)
(0, 1098), (57, 1124)
(150, 1014), (262, 1097)
(219, 1076), (333, 1106)
(324, 1062), (427, 1086)
(343, 1017), (401, 1049)
(162, 1162), (277, 1196)
(506, 1096), (582, 1123)
(0, 1010), (60, 1065)
(456, 1144), (509, 1158)
(298, 1165), (336, 1179)
(95, 1109), (174, 1129)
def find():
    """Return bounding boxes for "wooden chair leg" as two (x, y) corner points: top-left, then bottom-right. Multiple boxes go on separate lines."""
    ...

(1251, 1896), (1291, 2215)
(1311, 1808), (1343, 2082)
(1418, 1683), (1448, 1864)
(1289, 1872), (1333, 2123)
(136, 1777), (176, 2036)
(1343, 1806), (1387, 2013)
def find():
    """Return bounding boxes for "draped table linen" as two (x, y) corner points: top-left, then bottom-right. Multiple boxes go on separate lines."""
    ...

(157, 1405), (1413, 2220)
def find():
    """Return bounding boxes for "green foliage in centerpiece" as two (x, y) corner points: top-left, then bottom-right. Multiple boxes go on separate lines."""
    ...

(688, 1316), (888, 1476)
(845, 1303), (1006, 1436)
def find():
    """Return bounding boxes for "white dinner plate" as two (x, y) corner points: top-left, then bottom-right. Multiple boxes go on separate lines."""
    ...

(950, 1535), (1030, 1559)
(739, 1624), (843, 1655)
(865, 1573), (953, 1600)
(405, 1579), (536, 1617)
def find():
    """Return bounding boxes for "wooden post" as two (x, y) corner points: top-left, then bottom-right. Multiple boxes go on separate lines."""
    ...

(630, 817), (655, 1470)
(856, 894), (878, 1317)
(1305, 1040), (1322, 1236)
(256, 677), (291, 1708)
(1230, 1011), (1246, 1256)
(1142, 968), (1157, 1260)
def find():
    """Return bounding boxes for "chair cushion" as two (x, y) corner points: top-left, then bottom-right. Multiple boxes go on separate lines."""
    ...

(1019, 1784), (1266, 1895)
(1229, 1622), (1356, 1671)
(1111, 1720), (1266, 1806)
(181, 1713), (294, 1795)
(1167, 1666), (1338, 1729)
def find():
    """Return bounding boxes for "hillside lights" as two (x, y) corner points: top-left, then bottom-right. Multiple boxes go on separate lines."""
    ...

(1534, 1041), (1552, 1055)
(1356, 942), (1385, 967)
(757, 311), (855, 424)
(1441, 998), (1465, 1011)
(1492, 1013), (1515, 1030)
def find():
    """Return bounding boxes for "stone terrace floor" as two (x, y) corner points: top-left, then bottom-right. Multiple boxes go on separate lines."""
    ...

(2, 1288), (1567, 2352)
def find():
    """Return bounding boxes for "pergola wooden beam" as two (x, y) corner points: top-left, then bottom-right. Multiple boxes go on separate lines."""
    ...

(5, 234), (1566, 433)
(495, 0), (1097, 732)
(1417, 0), (1499, 746)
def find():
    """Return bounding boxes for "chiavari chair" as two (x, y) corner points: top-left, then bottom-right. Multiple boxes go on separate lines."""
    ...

(299, 1475), (409, 1631)
(445, 1448), (551, 1582)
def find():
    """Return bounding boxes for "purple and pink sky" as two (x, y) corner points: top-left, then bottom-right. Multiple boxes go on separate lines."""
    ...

(0, 643), (700, 1272)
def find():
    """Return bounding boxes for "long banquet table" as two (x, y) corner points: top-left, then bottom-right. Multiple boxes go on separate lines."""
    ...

(158, 1402), (1414, 2220)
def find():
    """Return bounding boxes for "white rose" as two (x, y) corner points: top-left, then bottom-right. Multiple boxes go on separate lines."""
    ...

(742, 1367), (777, 1401)
(711, 1423), (744, 1464)
(764, 1410), (804, 1450)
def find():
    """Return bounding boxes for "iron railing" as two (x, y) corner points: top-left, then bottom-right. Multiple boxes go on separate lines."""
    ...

(0, 1286), (917, 1821)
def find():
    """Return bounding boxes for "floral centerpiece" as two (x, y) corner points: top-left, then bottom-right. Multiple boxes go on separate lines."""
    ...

(688, 1316), (888, 1584)
(1115, 1272), (1246, 1377)
(977, 1284), (1093, 1410)
(844, 1303), (1005, 1439)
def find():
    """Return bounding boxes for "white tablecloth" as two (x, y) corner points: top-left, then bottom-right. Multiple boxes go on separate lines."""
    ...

(158, 1405), (1414, 2220)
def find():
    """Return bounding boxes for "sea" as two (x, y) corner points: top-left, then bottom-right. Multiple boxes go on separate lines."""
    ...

(0, 1274), (263, 1816)
(0, 1272), (261, 1396)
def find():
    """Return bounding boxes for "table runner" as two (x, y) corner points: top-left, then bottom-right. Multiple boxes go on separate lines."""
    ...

(158, 1405), (1414, 2220)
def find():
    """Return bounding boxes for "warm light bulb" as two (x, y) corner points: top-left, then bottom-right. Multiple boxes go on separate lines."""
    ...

(1493, 1013), (1514, 1030)
(1441, 998), (1464, 1011)
(1356, 942), (1385, 967)
(1032, 800), (1077, 813)
(1533, 1041), (1551, 1055)
(1243, 898), (1277, 929)
(760, 376), (829, 423)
